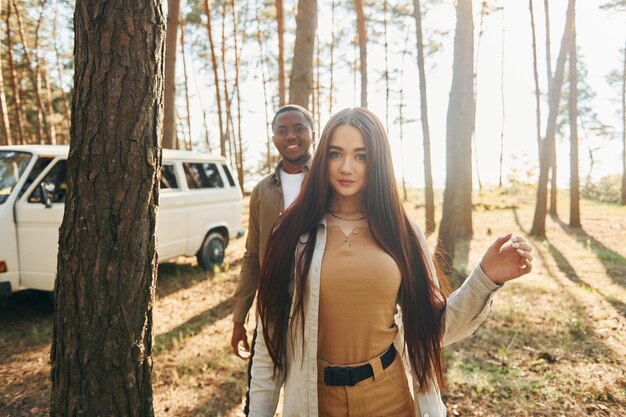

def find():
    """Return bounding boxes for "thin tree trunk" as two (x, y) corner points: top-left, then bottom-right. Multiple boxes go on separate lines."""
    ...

(622, 41), (626, 205)
(221, 2), (235, 168)
(530, 0), (575, 237)
(35, 0), (56, 145)
(0, 0), (12, 145)
(399, 26), (411, 203)
(354, 0), (367, 108)
(12, 0), (50, 144)
(622, 39), (626, 206)
(413, 0), (435, 234)
(163, 0), (180, 149)
(204, 0), (226, 156)
(42, 61), (57, 145)
(498, 2), (505, 188)
(180, 14), (192, 149)
(329, 0), (335, 113)
(544, 0), (552, 85)
(288, 0), (317, 108)
(276, 0), (285, 106)
(436, 0), (474, 272)
(315, 30), (321, 142)
(53, 4), (71, 140)
(545, 0), (558, 216)
(51, 0), (164, 414)
(383, 0), (389, 127)
(569, 25), (580, 227)
(529, 0), (542, 153)
(471, 1), (488, 192)
(256, 0), (271, 173)
(232, 0), (244, 190)
(6, 3), (24, 145)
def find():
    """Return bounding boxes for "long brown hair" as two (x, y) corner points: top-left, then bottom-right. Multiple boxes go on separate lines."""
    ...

(257, 108), (449, 391)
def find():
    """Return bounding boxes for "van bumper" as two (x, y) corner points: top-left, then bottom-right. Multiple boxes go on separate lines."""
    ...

(0, 281), (11, 297)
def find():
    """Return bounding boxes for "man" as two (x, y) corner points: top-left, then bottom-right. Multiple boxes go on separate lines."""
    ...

(231, 104), (314, 360)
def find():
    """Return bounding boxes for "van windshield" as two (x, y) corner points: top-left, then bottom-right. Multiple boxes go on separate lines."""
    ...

(0, 151), (32, 205)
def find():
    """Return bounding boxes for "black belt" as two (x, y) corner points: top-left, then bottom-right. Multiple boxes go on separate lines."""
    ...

(323, 345), (396, 387)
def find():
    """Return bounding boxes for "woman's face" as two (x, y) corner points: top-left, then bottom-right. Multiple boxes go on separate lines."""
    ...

(327, 124), (368, 202)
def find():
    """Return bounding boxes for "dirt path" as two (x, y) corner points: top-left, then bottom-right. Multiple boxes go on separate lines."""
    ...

(1, 197), (625, 416)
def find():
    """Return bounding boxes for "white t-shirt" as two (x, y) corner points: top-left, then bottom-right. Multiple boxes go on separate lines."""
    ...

(280, 169), (305, 209)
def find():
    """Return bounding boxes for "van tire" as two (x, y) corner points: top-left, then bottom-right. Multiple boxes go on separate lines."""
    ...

(198, 232), (226, 271)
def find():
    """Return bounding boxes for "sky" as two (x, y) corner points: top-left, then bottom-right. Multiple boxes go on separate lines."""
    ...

(176, 0), (625, 190)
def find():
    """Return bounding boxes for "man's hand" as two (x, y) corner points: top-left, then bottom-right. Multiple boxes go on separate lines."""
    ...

(231, 322), (251, 360)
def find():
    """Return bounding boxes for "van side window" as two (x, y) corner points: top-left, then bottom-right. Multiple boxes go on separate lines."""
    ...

(17, 157), (53, 199)
(183, 162), (224, 189)
(160, 165), (178, 189)
(222, 164), (236, 187)
(28, 160), (68, 204)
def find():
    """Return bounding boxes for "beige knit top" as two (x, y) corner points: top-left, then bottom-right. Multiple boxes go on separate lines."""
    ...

(317, 224), (401, 365)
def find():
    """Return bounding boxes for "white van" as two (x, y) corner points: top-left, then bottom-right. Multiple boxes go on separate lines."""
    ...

(0, 145), (245, 296)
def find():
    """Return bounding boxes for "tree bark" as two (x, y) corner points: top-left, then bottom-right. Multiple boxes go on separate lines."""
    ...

(529, 0), (542, 153)
(530, 0), (576, 237)
(163, 0), (180, 149)
(276, 0), (285, 106)
(289, 0), (317, 108)
(6, 2), (25, 145)
(435, 0), (474, 272)
(204, 0), (226, 156)
(354, 0), (367, 108)
(50, 0), (165, 415)
(0, 0), (12, 145)
(413, 0), (435, 234)
(569, 25), (580, 227)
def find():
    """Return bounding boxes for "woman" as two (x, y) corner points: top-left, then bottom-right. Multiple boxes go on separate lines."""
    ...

(249, 108), (533, 417)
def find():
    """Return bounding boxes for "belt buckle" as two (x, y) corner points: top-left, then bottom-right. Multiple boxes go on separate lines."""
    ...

(324, 366), (356, 386)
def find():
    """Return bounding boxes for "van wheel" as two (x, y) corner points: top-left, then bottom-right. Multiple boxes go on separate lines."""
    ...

(198, 232), (226, 271)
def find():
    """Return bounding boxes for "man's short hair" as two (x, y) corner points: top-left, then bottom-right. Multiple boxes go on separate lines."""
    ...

(271, 105), (315, 132)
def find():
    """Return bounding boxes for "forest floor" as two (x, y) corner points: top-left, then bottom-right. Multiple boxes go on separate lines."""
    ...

(1, 190), (625, 417)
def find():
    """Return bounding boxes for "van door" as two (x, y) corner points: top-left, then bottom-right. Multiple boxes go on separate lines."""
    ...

(14, 157), (67, 291)
(156, 162), (188, 261)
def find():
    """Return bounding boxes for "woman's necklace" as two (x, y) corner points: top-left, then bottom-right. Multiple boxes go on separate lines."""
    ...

(328, 211), (367, 222)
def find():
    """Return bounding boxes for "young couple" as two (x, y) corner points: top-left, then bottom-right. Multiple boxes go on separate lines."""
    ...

(231, 105), (533, 417)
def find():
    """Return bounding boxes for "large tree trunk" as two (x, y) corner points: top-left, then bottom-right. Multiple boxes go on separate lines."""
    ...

(163, 0), (180, 149)
(50, 0), (164, 415)
(569, 25), (580, 227)
(435, 0), (474, 272)
(276, 0), (285, 106)
(354, 0), (367, 108)
(0, 0), (12, 145)
(529, 0), (542, 153)
(289, 0), (317, 108)
(621, 41), (626, 205)
(204, 0), (226, 156)
(6, 3), (25, 145)
(530, 0), (576, 237)
(413, 0), (435, 234)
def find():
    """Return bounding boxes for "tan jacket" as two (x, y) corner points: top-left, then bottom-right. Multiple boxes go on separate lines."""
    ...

(249, 220), (502, 417)
(232, 158), (312, 324)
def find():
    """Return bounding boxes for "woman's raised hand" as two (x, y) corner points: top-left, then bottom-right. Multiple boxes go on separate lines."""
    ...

(480, 233), (533, 285)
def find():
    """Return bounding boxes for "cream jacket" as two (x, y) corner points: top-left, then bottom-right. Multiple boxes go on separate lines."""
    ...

(249, 220), (502, 417)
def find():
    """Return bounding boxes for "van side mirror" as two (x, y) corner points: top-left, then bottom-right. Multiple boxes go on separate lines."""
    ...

(38, 183), (52, 208)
